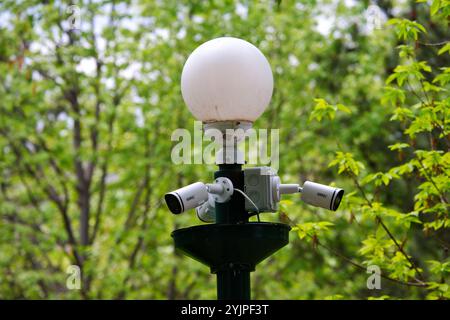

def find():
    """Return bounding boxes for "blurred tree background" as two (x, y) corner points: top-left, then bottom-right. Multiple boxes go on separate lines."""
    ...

(0, 0), (448, 299)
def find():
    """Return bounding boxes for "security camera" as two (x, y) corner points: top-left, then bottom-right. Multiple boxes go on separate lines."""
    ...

(242, 167), (344, 213)
(165, 182), (208, 214)
(301, 181), (344, 211)
(164, 177), (233, 215)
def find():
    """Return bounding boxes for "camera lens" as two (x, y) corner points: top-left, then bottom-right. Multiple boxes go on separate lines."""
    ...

(331, 189), (344, 211)
(164, 193), (184, 214)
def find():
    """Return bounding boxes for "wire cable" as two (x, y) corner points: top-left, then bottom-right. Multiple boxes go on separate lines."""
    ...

(234, 188), (260, 222)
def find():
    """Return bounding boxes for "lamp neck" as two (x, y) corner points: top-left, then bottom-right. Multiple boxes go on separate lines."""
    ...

(214, 164), (248, 224)
(203, 121), (251, 165)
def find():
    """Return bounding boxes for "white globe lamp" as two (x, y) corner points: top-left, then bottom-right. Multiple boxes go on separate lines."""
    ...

(181, 37), (273, 124)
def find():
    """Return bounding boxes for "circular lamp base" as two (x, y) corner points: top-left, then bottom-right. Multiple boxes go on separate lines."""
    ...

(172, 222), (291, 273)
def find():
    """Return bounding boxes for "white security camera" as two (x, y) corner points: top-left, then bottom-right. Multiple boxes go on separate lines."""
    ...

(301, 181), (344, 211)
(272, 176), (344, 211)
(165, 182), (208, 214)
(165, 168), (344, 216)
(164, 178), (233, 215)
(242, 167), (344, 213)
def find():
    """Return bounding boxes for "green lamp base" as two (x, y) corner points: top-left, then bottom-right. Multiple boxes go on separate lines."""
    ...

(171, 222), (290, 273)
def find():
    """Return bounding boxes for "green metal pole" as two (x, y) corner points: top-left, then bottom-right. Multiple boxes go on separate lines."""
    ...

(217, 266), (251, 300)
(214, 164), (251, 300)
(214, 164), (247, 224)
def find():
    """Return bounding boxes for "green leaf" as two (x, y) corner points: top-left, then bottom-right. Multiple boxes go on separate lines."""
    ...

(422, 81), (443, 92)
(381, 174), (390, 186)
(438, 43), (450, 55)
(431, 0), (442, 16)
(390, 108), (414, 122)
(382, 86), (406, 106)
(329, 152), (365, 176)
(336, 104), (351, 113)
(388, 143), (410, 151)
(386, 73), (398, 85)
(293, 221), (334, 240)
(309, 99), (351, 122)
(387, 19), (426, 41)
(433, 67), (450, 85)
(397, 45), (415, 59)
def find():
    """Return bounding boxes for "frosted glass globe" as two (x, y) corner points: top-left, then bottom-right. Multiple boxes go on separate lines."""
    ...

(181, 37), (273, 123)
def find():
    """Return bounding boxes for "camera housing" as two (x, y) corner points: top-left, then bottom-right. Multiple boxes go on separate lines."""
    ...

(165, 178), (234, 215)
(241, 166), (344, 214)
(165, 167), (345, 218)
(165, 182), (209, 214)
(243, 167), (279, 213)
(301, 181), (344, 211)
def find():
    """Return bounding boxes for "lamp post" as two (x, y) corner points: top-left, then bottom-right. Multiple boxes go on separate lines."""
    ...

(166, 37), (344, 299)
(169, 37), (290, 300)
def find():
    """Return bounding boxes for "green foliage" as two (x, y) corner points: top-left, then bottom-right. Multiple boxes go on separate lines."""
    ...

(301, 0), (449, 300)
(309, 98), (351, 122)
(329, 152), (365, 176)
(292, 221), (334, 240)
(0, 0), (448, 300)
(387, 18), (426, 41)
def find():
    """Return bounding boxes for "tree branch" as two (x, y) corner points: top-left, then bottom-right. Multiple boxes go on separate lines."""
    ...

(313, 234), (427, 288)
(284, 213), (427, 288)
(416, 157), (448, 204)
(0, 132), (82, 267)
(348, 169), (425, 281)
